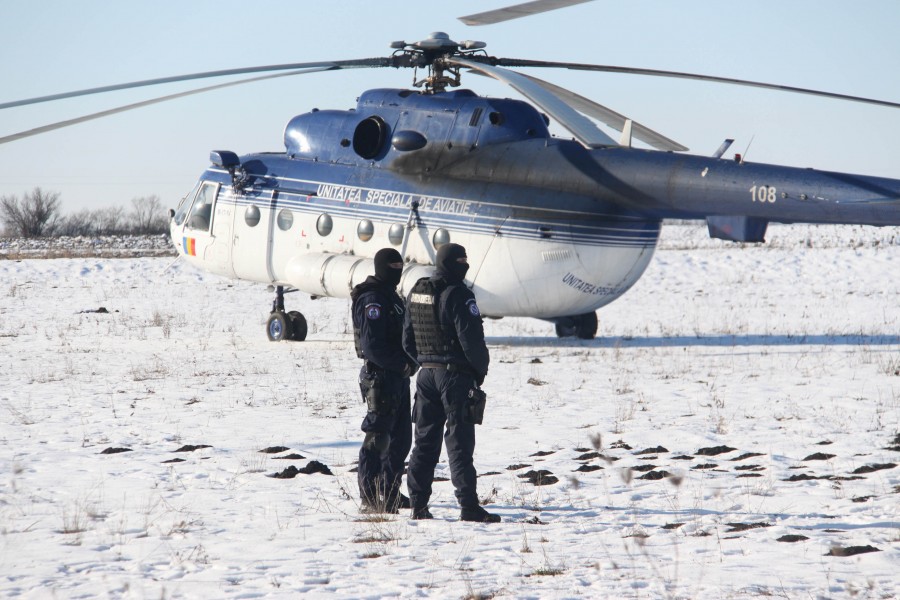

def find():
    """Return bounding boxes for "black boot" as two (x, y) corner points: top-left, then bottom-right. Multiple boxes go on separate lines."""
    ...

(411, 506), (434, 520)
(386, 493), (411, 510)
(460, 505), (500, 523)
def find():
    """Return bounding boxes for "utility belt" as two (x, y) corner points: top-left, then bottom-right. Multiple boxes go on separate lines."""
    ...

(420, 362), (476, 377)
(420, 362), (486, 425)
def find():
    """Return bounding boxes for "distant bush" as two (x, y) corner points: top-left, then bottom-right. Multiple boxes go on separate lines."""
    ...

(2, 189), (169, 237)
(0, 188), (61, 237)
(128, 196), (169, 235)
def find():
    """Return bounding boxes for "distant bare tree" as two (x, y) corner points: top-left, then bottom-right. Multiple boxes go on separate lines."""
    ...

(57, 209), (95, 236)
(129, 195), (168, 234)
(0, 187), (61, 237)
(95, 206), (127, 235)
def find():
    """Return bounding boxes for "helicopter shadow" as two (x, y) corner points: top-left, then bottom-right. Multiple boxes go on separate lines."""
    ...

(487, 333), (900, 350)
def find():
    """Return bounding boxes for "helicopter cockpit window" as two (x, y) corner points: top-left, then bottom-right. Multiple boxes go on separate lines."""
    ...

(173, 181), (201, 226)
(352, 116), (388, 159)
(186, 182), (219, 232)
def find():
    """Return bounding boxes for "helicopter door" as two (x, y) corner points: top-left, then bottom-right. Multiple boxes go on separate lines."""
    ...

(180, 181), (232, 276)
(231, 190), (276, 283)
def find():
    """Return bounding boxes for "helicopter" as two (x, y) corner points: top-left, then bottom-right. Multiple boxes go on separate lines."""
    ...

(2, 1), (899, 341)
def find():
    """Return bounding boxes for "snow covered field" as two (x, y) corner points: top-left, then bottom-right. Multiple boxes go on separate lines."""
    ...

(1, 223), (898, 599)
(0, 234), (174, 260)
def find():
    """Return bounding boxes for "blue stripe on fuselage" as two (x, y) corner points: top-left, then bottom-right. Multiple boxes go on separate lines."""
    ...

(206, 169), (660, 248)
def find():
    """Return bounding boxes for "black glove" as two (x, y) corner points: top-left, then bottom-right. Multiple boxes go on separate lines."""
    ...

(403, 362), (419, 378)
(476, 373), (485, 387)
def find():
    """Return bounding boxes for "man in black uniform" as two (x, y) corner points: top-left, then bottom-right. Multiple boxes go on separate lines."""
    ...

(403, 243), (500, 523)
(351, 248), (418, 513)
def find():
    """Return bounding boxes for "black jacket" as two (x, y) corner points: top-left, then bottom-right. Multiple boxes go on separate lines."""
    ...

(351, 276), (414, 374)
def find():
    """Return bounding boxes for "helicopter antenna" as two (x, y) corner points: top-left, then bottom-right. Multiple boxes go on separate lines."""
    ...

(740, 135), (756, 164)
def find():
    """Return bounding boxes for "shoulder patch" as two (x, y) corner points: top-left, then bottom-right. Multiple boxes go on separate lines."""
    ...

(466, 298), (481, 317)
(365, 303), (382, 320)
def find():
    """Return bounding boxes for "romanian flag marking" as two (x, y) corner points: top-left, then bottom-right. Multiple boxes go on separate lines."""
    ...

(183, 237), (197, 256)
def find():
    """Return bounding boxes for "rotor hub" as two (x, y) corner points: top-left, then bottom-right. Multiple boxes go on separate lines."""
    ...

(389, 32), (489, 93)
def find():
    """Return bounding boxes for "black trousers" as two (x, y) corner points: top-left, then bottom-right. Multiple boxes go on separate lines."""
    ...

(357, 368), (412, 505)
(406, 367), (480, 509)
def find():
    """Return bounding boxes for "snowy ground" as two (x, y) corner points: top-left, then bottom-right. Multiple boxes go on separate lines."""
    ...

(1, 223), (898, 599)
(0, 234), (174, 259)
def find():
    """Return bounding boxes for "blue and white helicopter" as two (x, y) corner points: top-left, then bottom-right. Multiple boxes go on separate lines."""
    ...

(4, 1), (900, 340)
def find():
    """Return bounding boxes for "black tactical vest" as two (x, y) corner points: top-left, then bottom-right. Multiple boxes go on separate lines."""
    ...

(408, 277), (455, 356)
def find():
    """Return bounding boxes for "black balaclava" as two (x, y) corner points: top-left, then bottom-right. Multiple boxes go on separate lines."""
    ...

(374, 247), (403, 287)
(435, 243), (469, 283)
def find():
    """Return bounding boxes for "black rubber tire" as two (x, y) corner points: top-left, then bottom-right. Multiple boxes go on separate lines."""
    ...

(266, 311), (292, 342)
(575, 312), (598, 340)
(554, 320), (576, 338)
(287, 311), (308, 341)
(554, 312), (598, 339)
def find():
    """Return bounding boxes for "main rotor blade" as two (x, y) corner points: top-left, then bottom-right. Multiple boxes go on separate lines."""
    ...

(0, 68), (331, 145)
(497, 59), (900, 110)
(447, 57), (616, 148)
(516, 72), (688, 151)
(459, 0), (594, 26)
(0, 58), (388, 110)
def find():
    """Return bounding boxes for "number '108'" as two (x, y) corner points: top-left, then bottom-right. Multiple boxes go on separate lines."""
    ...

(750, 185), (777, 203)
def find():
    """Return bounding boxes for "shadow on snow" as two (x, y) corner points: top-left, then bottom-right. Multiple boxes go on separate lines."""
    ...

(488, 334), (900, 349)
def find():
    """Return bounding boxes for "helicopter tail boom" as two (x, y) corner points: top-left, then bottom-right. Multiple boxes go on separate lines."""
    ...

(586, 148), (900, 231)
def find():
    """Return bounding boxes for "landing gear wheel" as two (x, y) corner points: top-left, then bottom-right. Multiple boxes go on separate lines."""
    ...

(287, 311), (308, 341)
(554, 320), (576, 338)
(266, 285), (308, 342)
(266, 311), (292, 342)
(554, 312), (598, 340)
(574, 312), (598, 340)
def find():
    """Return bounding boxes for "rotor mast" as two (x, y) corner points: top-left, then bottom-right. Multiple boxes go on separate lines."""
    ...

(389, 32), (488, 93)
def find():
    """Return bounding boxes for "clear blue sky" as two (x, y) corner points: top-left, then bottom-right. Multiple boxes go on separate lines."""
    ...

(2, 0), (899, 214)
